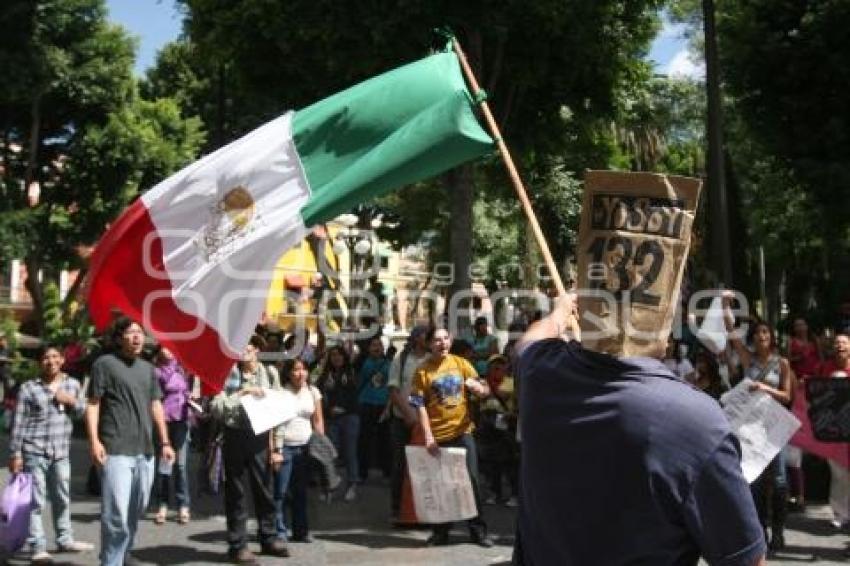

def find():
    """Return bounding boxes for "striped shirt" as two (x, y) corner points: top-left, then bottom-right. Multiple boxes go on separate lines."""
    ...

(9, 375), (85, 460)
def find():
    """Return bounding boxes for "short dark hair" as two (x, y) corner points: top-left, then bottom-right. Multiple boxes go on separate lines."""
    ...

(280, 356), (308, 384)
(36, 343), (63, 360)
(426, 326), (448, 341)
(248, 334), (267, 350)
(111, 316), (138, 344)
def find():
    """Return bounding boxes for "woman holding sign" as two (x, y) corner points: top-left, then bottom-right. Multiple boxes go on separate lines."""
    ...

(272, 357), (324, 543)
(725, 295), (793, 551)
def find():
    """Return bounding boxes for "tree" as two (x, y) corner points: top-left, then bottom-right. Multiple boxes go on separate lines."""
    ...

(667, 0), (850, 322)
(0, 0), (205, 334)
(176, 0), (664, 303)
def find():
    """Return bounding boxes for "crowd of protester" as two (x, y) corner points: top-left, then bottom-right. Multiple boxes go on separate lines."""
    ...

(3, 295), (850, 564)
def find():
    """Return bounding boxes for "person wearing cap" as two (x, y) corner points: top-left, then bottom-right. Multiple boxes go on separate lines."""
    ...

(386, 324), (430, 522)
(513, 294), (766, 566)
(411, 327), (494, 548)
(476, 354), (518, 507)
(210, 334), (289, 564)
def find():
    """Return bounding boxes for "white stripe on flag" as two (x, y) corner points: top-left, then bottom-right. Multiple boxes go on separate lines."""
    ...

(141, 112), (311, 354)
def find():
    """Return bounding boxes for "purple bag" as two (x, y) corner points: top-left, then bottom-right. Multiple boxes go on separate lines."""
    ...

(0, 472), (34, 553)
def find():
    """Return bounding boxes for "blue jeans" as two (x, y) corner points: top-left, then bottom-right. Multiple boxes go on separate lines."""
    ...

(100, 455), (155, 566)
(273, 445), (309, 540)
(327, 413), (360, 487)
(23, 455), (73, 553)
(156, 421), (190, 509)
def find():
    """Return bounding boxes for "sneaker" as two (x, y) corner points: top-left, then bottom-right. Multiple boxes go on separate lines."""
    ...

(31, 551), (53, 564)
(470, 528), (494, 548)
(154, 506), (167, 525)
(57, 540), (95, 552)
(504, 496), (518, 508)
(227, 547), (258, 565)
(344, 484), (357, 501)
(472, 534), (495, 548)
(484, 495), (498, 505)
(426, 531), (450, 546)
(290, 534), (314, 543)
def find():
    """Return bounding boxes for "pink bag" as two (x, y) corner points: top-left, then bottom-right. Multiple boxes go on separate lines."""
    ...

(0, 472), (34, 553)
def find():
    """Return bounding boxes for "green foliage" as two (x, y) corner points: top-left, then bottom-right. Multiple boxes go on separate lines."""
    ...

(610, 75), (705, 174)
(170, 0), (663, 287)
(42, 282), (65, 343)
(717, 0), (850, 240)
(663, 0), (850, 321)
(0, 312), (19, 352)
(0, 0), (207, 334)
(472, 194), (522, 289)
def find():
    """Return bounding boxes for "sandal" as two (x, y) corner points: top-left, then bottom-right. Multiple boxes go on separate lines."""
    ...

(178, 507), (190, 524)
(154, 507), (167, 525)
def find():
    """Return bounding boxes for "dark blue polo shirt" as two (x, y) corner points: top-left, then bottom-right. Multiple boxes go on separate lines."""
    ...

(516, 339), (765, 566)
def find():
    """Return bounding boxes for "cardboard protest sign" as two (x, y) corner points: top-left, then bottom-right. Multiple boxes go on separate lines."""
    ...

(405, 446), (477, 523)
(576, 171), (701, 358)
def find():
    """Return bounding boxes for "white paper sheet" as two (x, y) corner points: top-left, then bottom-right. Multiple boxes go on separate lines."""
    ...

(240, 388), (297, 434)
(696, 295), (728, 354)
(405, 446), (477, 523)
(722, 378), (801, 483)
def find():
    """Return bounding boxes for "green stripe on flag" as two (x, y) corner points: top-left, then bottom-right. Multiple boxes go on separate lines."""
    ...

(294, 52), (493, 226)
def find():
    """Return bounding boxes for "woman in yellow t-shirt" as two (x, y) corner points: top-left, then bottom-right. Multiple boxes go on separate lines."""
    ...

(410, 328), (494, 548)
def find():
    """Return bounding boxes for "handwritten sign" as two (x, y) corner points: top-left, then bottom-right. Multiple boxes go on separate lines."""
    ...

(721, 378), (801, 482)
(805, 378), (850, 442)
(405, 446), (477, 524)
(577, 171), (701, 358)
(240, 388), (297, 434)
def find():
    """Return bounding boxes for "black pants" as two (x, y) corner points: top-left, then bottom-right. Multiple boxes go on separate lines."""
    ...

(477, 429), (519, 500)
(433, 433), (487, 538)
(358, 404), (391, 480)
(751, 454), (787, 537)
(389, 416), (412, 516)
(223, 427), (278, 550)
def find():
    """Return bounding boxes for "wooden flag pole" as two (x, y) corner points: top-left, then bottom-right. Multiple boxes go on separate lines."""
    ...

(451, 37), (567, 297)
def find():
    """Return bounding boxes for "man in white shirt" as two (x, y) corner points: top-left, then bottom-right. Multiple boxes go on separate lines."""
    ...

(387, 325), (430, 522)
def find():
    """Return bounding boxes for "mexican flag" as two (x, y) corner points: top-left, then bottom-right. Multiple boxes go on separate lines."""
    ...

(86, 51), (493, 390)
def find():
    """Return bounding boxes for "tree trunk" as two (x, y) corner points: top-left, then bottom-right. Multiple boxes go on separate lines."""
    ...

(214, 63), (227, 148)
(24, 256), (44, 335)
(24, 95), (42, 198)
(61, 266), (87, 311)
(446, 165), (475, 319)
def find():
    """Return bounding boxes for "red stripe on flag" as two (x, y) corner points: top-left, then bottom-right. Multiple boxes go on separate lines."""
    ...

(86, 201), (236, 392)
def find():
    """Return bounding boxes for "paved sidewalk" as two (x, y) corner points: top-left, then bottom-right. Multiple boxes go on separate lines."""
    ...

(1, 432), (849, 564)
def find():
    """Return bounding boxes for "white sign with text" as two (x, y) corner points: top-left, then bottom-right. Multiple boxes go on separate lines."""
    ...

(405, 446), (477, 523)
(722, 378), (801, 483)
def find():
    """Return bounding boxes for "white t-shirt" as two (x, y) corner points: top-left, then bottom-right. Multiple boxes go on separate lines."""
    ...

(278, 384), (321, 447)
(387, 351), (430, 418)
